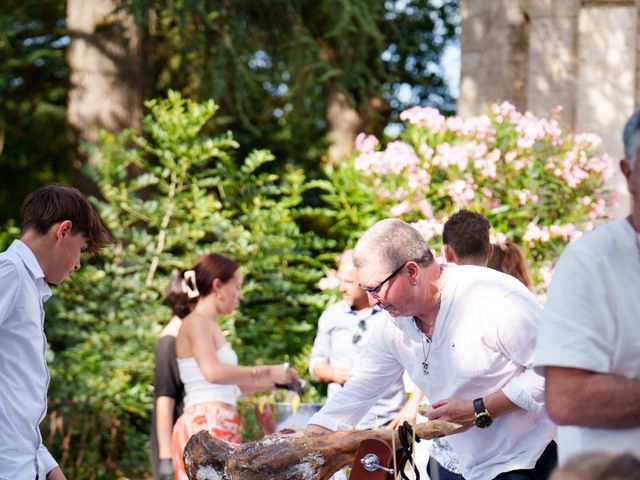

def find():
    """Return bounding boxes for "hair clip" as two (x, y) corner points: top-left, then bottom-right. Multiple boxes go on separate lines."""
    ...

(181, 270), (200, 299)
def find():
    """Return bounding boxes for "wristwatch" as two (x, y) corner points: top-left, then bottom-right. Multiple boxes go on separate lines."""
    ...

(473, 397), (493, 428)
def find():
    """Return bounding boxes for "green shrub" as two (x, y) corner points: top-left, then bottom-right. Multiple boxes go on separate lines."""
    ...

(42, 91), (332, 478)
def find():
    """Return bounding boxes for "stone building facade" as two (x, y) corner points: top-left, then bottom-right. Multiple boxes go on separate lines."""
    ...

(458, 0), (640, 214)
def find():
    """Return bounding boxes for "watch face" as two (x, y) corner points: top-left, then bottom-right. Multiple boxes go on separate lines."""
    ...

(475, 413), (493, 429)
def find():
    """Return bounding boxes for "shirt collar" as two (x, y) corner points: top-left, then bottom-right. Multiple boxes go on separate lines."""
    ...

(341, 301), (382, 316)
(9, 239), (52, 300)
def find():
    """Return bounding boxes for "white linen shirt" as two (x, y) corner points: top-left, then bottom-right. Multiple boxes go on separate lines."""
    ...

(308, 302), (405, 427)
(0, 240), (57, 480)
(534, 219), (640, 464)
(309, 265), (556, 480)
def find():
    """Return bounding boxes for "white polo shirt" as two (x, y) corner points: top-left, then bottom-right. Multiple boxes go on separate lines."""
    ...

(0, 240), (57, 480)
(309, 265), (556, 480)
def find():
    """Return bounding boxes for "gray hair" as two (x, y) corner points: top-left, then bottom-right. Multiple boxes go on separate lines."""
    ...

(353, 219), (434, 272)
(623, 109), (640, 169)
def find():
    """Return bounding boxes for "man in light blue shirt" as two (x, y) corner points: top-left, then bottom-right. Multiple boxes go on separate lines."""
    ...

(309, 250), (407, 429)
(0, 184), (109, 480)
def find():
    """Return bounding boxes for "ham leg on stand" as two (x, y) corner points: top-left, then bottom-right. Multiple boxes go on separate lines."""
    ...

(184, 420), (461, 480)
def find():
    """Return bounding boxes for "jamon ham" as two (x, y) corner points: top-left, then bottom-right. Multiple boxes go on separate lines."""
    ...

(184, 420), (461, 480)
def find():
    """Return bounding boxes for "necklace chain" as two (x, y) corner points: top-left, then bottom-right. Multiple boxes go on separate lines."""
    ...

(421, 336), (432, 375)
(416, 265), (446, 375)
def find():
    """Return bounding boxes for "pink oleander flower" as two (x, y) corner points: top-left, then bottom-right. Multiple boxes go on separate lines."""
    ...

(383, 141), (420, 174)
(354, 151), (382, 174)
(406, 169), (432, 192)
(538, 264), (554, 291)
(433, 142), (484, 170)
(447, 178), (476, 208)
(390, 201), (413, 217)
(512, 189), (539, 206)
(574, 132), (602, 150)
(549, 224), (578, 242)
(524, 223), (551, 243)
(516, 112), (547, 149)
(474, 148), (500, 179)
(417, 199), (434, 218)
(318, 269), (340, 291)
(400, 106), (446, 132)
(491, 232), (507, 248)
(355, 132), (380, 153)
(419, 143), (434, 162)
(411, 218), (444, 242)
(463, 115), (495, 142)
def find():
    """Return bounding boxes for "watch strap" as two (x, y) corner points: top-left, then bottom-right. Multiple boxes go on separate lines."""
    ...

(473, 397), (486, 414)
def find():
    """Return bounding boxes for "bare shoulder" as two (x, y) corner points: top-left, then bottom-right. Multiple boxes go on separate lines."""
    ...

(159, 316), (182, 338)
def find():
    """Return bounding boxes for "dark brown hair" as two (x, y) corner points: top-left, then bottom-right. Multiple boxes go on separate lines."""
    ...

(192, 253), (240, 298)
(20, 183), (110, 254)
(165, 271), (192, 319)
(488, 241), (532, 290)
(443, 210), (490, 261)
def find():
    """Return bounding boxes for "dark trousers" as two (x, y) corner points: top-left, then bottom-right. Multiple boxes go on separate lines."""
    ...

(493, 442), (557, 480)
(428, 442), (557, 480)
(436, 464), (465, 480)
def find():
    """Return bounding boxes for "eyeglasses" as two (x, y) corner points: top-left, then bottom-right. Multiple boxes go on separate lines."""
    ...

(352, 319), (367, 344)
(359, 262), (407, 298)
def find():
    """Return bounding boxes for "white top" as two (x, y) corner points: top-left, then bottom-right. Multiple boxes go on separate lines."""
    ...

(534, 219), (640, 464)
(309, 265), (556, 480)
(308, 302), (405, 427)
(178, 343), (242, 407)
(0, 240), (58, 480)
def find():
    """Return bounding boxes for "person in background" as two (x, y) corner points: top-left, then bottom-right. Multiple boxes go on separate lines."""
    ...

(309, 250), (408, 430)
(433, 209), (493, 479)
(151, 272), (192, 480)
(309, 251), (425, 478)
(171, 253), (299, 480)
(488, 241), (533, 290)
(307, 219), (557, 480)
(534, 109), (640, 464)
(0, 183), (110, 480)
(442, 210), (492, 266)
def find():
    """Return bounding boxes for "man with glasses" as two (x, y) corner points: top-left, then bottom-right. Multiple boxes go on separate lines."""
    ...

(308, 219), (556, 480)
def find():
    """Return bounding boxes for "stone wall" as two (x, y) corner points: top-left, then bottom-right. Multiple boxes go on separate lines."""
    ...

(459, 0), (639, 215)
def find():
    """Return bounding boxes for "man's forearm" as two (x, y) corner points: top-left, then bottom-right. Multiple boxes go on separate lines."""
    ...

(312, 361), (334, 383)
(46, 466), (66, 480)
(156, 396), (177, 458)
(546, 366), (640, 428)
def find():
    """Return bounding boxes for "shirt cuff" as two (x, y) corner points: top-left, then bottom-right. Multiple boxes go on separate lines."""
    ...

(501, 370), (544, 413)
(308, 357), (326, 378)
(37, 443), (58, 474)
(307, 410), (355, 431)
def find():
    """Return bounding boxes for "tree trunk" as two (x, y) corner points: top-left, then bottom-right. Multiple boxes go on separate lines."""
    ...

(326, 89), (362, 165)
(67, 0), (144, 167)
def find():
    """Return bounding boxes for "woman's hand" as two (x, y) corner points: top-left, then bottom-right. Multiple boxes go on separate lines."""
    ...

(270, 363), (299, 385)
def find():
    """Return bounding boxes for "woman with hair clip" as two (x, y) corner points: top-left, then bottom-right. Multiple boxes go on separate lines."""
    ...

(170, 253), (299, 480)
(488, 240), (533, 290)
(151, 272), (192, 480)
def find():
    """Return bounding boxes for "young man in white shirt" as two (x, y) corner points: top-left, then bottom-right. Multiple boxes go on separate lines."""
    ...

(534, 109), (640, 464)
(0, 184), (109, 480)
(307, 219), (556, 480)
(442, 209), (492, 266)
